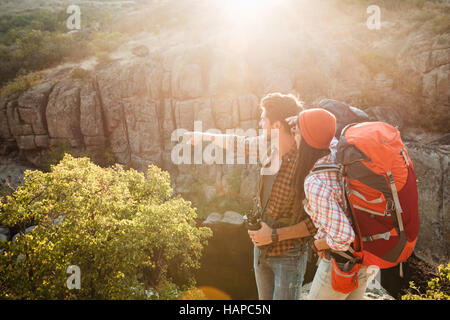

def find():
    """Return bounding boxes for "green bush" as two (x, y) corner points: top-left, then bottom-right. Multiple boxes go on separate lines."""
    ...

(431, 15), (450, 34)
(91, 32), (125, 53)
(402, 263), (450, 300)
(0, 71), (42, 99)
(0, 7), (121, 88)
(70, 67), (93, 81)
(0, 154), (212, 299)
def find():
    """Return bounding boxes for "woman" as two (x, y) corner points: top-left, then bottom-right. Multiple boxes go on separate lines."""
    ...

(291, 108), (372, 300)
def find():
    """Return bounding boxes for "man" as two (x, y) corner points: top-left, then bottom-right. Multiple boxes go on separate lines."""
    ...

(185, 93), (317, 300)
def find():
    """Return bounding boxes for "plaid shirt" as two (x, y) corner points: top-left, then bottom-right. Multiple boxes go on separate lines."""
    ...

(230, 135), (317, 256)
(304, 138), (355, 251)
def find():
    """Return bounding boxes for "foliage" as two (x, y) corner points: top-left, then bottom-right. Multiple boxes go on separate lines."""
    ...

(180, 165), (253, 219)
(95, 51), (114, 64)
(0, 154), (212, 299)
(0, 71), (41, 99)
(430, 15), (450, 34)
(91, 32), (125, 52)
(0, 29), (91, 87)
(0, 7), (122, 88)
(0, 10), (67, 43)
(70, 67), (93, 81)
(40, 140), (74, 172)
(402, 263), (450, 300)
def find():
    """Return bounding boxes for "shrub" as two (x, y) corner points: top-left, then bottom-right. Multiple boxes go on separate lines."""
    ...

(70, 67), (93, 81)
(91, 32), (125, 53)
(41, 140), (73, 172)
(0, 71), (41, 99)
(431, 15), (450, 34)
(402, 263), (450, 300)
(95, 51), (114, 63)
(0, 154), (212, 299)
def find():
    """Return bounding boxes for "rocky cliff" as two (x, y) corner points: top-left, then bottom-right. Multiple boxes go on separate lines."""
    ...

(0, 0), (448, 267)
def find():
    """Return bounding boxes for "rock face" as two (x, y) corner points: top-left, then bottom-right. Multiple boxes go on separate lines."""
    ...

(398, 31), (450, 107)
(406, 143), (449, 266)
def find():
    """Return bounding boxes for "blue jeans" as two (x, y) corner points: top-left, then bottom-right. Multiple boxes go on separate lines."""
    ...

(253, 245), (308, 300)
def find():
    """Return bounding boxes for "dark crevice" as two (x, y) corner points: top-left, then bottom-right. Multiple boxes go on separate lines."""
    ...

(40, 82), (56, 137)
(120, 102), (132, 165)
(93, 77), (113, 157)
(74, 85), (84, 149)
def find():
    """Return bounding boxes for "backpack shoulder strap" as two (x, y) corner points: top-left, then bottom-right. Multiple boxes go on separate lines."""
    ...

(306, 163), (342, 181)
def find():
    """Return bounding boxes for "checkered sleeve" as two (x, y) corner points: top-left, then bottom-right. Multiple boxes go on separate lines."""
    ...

(304, 173), (355, 251)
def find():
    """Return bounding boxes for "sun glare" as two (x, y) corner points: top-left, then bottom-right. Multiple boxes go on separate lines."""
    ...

(223, 0), (284, 22)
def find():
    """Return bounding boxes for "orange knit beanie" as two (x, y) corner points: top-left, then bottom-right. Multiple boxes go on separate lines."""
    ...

(298, 108), (337, 150)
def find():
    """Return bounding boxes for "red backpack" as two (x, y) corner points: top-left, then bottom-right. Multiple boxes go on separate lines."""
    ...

(311, 122), (420, 269)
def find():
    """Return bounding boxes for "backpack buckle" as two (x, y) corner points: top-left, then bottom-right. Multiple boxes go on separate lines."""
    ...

(384, 199), (395, 216)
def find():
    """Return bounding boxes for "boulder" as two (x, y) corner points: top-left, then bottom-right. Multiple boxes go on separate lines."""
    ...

(46, 79), (83, 148)
(16, 135), (36, 150)
(17, 81), (54, 135)
(80, 81), (105, 145)
(221, 211), (244, 225)
(0, 226), (10, 242)
(95, 61), (131, 165)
